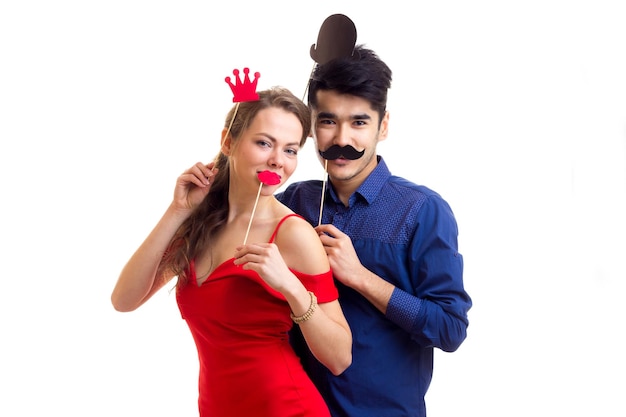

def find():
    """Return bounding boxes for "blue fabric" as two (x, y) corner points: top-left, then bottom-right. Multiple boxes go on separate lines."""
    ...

(277, 156), (472, 417)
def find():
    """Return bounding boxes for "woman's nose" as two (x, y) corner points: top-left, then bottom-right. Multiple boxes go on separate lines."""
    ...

(268, 150), (284, 167)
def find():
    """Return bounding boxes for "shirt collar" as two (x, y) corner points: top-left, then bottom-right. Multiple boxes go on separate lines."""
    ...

(329, 155), (391, 206)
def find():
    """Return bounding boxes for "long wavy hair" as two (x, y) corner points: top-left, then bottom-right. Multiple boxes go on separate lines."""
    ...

(159, 86), (311, 288)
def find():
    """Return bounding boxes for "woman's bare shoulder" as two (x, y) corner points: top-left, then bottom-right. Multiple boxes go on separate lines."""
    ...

(274, 214), (329, 274)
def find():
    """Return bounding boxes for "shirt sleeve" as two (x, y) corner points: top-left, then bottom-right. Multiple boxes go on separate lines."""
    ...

(386, 194), (472, 352)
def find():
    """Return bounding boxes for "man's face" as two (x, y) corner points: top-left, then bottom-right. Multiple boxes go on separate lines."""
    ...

(312, 90), (388, 184)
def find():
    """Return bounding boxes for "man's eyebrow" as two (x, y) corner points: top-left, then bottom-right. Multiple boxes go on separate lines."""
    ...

(316, 112), (372, 120)
(350, 113), (372, 121)
(316, 111), (336, 119)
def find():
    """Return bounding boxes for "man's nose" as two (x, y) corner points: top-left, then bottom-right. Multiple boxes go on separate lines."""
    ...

(334, 124), (351, 146)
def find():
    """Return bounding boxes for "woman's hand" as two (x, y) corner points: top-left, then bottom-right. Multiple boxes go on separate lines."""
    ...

(173, 162), (217, 211)
(233, 243), (294, 292)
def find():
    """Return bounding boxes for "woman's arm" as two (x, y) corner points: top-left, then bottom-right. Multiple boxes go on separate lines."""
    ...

(291, 296), (352, 375)
(111, 162), (216, 312)
(235, 217), (352, 374)
(110, 204), (189, 312)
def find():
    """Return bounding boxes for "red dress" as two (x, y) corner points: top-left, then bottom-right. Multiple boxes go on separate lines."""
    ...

(176, 214), (337, 417)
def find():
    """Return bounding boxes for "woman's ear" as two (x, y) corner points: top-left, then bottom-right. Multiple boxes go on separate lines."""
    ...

(220, 128), (232, 155)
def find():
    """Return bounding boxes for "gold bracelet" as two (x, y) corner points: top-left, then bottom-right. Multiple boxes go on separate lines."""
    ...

(290, 291), (318, 324)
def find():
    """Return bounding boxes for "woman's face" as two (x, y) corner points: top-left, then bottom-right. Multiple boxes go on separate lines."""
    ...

(227, 106), (303, 194)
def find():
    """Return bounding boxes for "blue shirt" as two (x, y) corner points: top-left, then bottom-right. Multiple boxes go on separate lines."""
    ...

(277, 156), (472, 417)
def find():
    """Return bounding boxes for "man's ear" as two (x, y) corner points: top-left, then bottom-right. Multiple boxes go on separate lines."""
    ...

(378, 111), (390, 143)
(221, 128), (232, 155)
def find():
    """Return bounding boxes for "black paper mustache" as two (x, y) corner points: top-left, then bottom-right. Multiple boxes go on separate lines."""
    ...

(319, 145), (365, 160)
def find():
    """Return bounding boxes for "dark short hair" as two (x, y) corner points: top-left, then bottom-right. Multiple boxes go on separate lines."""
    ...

(307, 45), (392, 123)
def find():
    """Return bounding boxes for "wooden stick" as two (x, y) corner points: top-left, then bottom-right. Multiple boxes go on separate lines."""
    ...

(224, 102), (240, 141)
(302, 63), (315, 102)
(318, 159), (328, 226)
(243, 182), (263, 245)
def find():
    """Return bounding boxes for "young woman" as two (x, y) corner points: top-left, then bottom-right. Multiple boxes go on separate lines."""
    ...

(111, 86), (352, 417)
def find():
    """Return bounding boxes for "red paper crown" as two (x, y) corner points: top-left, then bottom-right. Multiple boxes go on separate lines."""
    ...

(225, 68), (260, 102)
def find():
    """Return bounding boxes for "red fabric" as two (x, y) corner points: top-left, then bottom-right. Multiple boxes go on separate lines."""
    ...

(176, 214), (337, 416)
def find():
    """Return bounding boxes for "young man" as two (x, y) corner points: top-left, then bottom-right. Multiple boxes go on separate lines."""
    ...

(277, 46), (472, 417)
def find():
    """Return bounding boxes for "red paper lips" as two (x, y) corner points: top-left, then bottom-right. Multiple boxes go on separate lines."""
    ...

(257, 170), (281, 185)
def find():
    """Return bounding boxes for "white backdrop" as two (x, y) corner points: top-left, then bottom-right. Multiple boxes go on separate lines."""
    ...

(1, 1), (625, 416)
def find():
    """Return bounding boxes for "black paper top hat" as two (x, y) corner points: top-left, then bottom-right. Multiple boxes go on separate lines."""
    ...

(310, 14), (358, 65)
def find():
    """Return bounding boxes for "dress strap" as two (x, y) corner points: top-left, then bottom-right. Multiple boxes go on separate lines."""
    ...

(268, 213), (304, 243)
